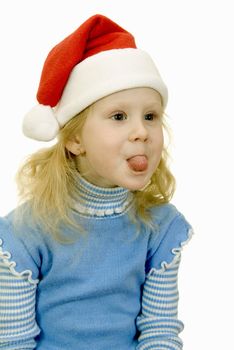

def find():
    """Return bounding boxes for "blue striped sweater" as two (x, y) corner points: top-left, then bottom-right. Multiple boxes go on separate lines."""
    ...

(0, 174), (193, 349)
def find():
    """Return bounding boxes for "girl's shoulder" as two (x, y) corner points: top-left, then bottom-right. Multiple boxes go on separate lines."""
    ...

(0, 204), (40, 236)
(150, 202), (181, 222)
(0, 206), (43, 283)
(149, 202), (192, 230)
(146, 202), (194, 272)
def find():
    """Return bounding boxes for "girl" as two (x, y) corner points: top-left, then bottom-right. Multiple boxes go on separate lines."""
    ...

(0, 14), (193, 350)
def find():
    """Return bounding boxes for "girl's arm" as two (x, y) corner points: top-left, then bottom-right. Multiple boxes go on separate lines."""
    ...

(0, 215), (41, 349)
(0, 250), (40, 349)
(136, 257), (183, 349)
(136, 210), (193, 349)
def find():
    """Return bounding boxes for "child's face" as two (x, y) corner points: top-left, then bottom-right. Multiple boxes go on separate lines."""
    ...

(73, 87), (164, 190)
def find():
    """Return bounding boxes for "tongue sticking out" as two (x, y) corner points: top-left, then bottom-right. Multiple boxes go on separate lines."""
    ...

(127, 155), (148, 172)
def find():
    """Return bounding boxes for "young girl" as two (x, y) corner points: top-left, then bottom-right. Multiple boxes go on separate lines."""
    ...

(0, 14), (193, 350)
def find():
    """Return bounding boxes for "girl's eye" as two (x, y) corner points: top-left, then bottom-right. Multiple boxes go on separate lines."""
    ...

(144, 113), (157, 121)
(111, 113), (127, 121)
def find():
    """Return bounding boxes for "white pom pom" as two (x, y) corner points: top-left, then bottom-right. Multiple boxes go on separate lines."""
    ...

(22, 104), (60, 141)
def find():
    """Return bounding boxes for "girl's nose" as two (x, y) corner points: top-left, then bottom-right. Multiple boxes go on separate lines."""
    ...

(128, 119), (148, 142)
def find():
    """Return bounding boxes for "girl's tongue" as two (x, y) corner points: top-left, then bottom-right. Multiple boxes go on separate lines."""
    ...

(127, 155), (148, 172)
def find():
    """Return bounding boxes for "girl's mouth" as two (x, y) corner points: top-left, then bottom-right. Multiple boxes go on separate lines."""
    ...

(127, 155), (148, 172)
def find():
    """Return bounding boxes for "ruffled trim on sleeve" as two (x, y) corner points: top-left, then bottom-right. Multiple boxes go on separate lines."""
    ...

(147, 227), (194, 276)
(0, 238), (39, 285)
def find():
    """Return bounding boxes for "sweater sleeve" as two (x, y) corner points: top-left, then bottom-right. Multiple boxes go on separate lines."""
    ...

(0, 216), (41, 349)
(136, 207), (193, 350)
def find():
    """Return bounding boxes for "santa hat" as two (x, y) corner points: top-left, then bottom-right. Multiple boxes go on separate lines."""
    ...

(23, 14), (168, 141)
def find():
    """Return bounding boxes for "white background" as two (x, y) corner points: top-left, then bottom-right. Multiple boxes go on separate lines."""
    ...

(0, 1), (233, 348)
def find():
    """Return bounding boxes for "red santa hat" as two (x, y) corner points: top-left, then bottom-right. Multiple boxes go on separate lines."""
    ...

(23, 14), (168, 141)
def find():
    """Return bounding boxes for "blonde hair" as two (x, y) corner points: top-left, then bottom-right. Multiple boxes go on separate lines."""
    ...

(14, 106), (175, 242)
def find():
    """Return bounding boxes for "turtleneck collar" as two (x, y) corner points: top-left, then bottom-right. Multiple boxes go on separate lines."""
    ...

(71, 173), (134, 217)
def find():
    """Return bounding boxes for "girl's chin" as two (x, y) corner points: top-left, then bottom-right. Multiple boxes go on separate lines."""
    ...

(121, 178), (152, 191)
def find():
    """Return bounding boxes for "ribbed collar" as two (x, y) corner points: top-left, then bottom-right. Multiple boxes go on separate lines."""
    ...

(71, 173), (134, 217)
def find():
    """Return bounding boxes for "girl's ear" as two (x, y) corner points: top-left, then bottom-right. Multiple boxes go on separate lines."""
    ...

(65, 137), (85, 156)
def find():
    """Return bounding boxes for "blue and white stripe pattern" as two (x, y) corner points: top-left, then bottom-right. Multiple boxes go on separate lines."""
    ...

(136, 257), (184, 349)
(71, 172), (133, 216)
(0, 246), (40, 348)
